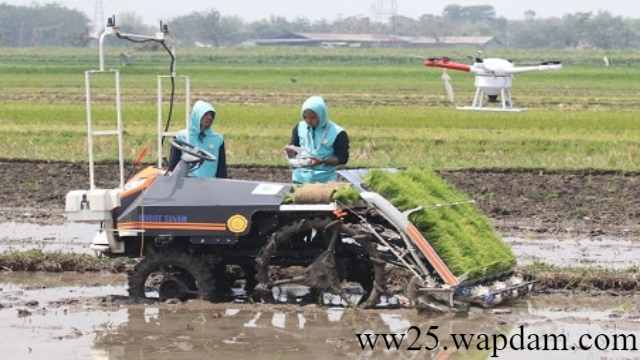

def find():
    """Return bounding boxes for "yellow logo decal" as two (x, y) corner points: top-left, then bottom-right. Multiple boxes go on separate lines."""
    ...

(227, 214), (248, 233)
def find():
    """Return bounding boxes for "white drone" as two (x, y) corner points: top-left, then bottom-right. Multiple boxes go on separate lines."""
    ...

(424, 53), (562, 112)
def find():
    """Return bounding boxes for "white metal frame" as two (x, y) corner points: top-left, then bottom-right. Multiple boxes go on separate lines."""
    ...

(85, 24), (125, 190)
(457, 74), (525, 112)
(84, 20), (191, 189)
(85, 69), (125, 190)
(457, 87), (524, 112)
(156, 75), (191, 167)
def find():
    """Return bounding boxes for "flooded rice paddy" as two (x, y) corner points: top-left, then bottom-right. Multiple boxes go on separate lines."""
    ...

(1, 221), (640, 359)
(1, 271), (639, 359)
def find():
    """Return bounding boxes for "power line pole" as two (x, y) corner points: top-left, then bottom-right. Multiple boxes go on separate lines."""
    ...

(372, 0), (398, 33)
(93, 0), (105, 34)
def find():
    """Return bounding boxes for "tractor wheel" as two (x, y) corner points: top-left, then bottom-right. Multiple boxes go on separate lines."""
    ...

(128, 251), (216, 302)
(255, 217), (385, 308)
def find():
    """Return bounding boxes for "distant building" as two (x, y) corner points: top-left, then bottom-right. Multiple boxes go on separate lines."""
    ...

(397, 36), (502, 48)
(243, 32), (502, 48)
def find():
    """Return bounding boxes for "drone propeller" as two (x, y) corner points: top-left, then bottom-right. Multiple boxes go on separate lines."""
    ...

(469, 50), (485, 63)
(410, 55), (462, 64)
(424, 56), (468, 62)
(427, 56), (452, 61)
(510, 60), (562, 66)
(540, 60), (562, 65)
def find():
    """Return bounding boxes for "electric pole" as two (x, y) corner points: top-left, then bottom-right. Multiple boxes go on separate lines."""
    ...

(93, 0), (105, 34)
(372, 0), (398, 32)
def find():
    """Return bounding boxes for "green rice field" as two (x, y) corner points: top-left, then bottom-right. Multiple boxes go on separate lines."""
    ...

(0, 46), (638, 170)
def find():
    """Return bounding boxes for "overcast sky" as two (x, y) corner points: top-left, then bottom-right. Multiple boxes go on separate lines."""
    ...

(7, 0), (638, 26)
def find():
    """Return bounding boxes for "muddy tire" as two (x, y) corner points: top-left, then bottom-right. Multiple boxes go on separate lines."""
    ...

(128, 251), (216, 302)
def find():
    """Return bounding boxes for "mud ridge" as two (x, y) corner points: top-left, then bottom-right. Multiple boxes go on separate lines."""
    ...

(2, 160), (637, 239)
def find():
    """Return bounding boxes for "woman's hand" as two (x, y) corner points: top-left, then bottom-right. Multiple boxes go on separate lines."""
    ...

(309, 157), (325, 167)
(284, 145), (300, 158)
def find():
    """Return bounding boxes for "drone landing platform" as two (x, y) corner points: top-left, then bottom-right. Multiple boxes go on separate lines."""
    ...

(456, 106), (527, 112)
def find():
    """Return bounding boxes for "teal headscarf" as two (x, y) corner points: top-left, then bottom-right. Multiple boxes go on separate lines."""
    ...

(293, 96), (345, 183)
(174, 100), (224, 177)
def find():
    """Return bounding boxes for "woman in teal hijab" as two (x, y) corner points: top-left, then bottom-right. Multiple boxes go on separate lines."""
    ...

(168, 100), (227, 178)
(284, 96), (349, 183)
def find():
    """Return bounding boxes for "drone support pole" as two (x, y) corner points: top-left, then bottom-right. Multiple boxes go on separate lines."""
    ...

(501, 88), (512, 110)
(471, 87), (482, 108)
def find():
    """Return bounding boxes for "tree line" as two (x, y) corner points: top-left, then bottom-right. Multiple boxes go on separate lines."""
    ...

(0, 3), (637, 49)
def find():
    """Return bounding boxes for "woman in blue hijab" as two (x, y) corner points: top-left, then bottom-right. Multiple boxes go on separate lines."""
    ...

(285, 96), (349, 183)
(168, 100), (227, 178)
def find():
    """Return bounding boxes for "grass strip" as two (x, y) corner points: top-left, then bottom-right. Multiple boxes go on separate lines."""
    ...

(0, 249), (132, 273)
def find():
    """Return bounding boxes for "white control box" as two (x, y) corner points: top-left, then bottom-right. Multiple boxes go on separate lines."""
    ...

(65, 189), (121, 223)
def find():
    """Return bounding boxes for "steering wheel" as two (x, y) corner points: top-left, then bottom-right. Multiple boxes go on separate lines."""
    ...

(170, 139), (217, 162)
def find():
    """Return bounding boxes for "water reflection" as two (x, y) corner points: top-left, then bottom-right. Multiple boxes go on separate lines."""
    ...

(89, 305), (504, 359)
(1, 275), (639, 359)
(268, 284), (399, 308)
(87, 301), (640, 359)
(0, 222), (98, 254)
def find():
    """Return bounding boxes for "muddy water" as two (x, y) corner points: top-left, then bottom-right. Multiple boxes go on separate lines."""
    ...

(2, 223), (640, 359)
(0, 272), (128, 359)
(1, 272), (640, 359)
(504, 236), (640, 269)
(0, 222), (97, 254)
